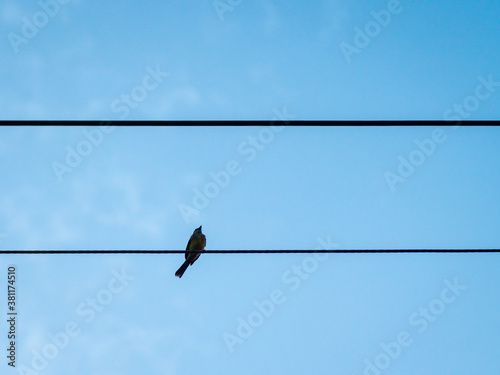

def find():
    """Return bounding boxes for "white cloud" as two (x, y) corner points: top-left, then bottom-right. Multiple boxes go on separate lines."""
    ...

(70, 172), (168, 240)
(141, 85), (201, 118)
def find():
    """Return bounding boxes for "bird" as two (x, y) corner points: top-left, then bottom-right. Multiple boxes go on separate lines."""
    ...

(175, 226), (206, 278)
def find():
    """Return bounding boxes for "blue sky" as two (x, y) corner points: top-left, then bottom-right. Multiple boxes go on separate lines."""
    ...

(2, 0), (500, 119)
(1, 1), (500, 375)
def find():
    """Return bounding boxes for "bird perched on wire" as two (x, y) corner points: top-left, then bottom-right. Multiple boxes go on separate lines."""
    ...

(175, 226), (206, 278)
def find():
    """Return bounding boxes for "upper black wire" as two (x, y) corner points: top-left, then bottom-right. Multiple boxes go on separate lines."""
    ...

(0, 249), (498, 254)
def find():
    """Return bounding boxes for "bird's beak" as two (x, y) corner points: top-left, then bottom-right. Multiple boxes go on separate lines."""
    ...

(198, 225), (202, 231)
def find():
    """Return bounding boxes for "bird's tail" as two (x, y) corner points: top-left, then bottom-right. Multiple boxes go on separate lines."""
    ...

(175, 259), (190, 278)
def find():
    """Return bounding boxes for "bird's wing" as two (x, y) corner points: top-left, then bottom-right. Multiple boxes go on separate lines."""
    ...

(185, 237), (192, 259)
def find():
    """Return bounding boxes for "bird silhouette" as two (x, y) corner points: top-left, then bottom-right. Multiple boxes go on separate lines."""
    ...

(175, 226), (206, 278)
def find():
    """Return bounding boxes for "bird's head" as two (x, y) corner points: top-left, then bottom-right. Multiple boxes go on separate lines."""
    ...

(194, 225), (202, 234)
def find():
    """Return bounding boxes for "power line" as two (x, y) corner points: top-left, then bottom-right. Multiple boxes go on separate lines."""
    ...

(0, 249), (498, 254)
(2, 120), (500, 126)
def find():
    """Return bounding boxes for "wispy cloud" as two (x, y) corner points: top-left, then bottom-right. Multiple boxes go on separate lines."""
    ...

(260, 0), (281, 34)
(71, 172), (168, 239)
(141, 85), (201, 118)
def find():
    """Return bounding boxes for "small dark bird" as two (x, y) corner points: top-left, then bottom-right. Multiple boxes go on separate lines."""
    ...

(175, 226), (206, 278)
